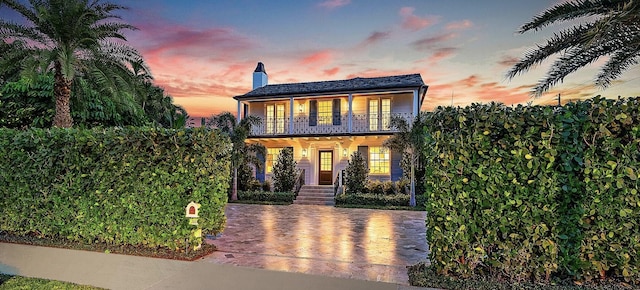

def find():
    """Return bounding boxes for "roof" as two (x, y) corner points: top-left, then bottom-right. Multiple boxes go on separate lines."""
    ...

(234, 73), (425, 100)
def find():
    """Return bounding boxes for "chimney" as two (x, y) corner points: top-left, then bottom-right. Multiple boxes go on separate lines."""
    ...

(253, 62), (268, 89)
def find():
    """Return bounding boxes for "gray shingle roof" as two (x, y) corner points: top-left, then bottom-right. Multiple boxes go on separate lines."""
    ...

(234, 73), (425, 100)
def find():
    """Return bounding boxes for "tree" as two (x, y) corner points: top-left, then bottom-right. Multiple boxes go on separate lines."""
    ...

(344, 151), (368, 194)
(507, 0), (640, 96)
(207, 112), (265, 200)
(383, 113), (428, 207)
(0, 0), (149, 127)
(272, 148), (297, 192)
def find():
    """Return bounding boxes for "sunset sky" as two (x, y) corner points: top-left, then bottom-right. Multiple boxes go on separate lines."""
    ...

(2, 0), (639, 118)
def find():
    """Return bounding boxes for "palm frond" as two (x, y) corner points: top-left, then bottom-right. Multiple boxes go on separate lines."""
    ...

(519, 0), (628, 33)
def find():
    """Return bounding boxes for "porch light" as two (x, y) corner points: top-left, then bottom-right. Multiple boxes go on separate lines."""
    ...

(343, 149), (348, 157)
(298, 104), (305, 113)
(302, 148), (308, 157)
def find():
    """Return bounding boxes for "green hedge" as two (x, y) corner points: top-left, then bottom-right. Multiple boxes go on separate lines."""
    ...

(336, 193), (426, 208)
(423, 97), (640, 284)
(237, 191), (295, 203)
(0, 127), (231, 250)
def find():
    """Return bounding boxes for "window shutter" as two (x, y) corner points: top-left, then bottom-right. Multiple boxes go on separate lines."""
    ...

(243, 104), (248, 119)
(309, 100), (317, 126)
(256, 151), (266, 183)
(390, 149), (403, 181)
(332, 99), (341, 125)
(358, 146), (369, 168)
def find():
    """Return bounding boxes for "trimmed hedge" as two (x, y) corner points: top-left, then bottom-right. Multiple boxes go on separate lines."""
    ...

(0, 127), (230, 251)
(336, 193), (426, 209)
(423, 97), (640, 284)
(237, 190), (295, 203)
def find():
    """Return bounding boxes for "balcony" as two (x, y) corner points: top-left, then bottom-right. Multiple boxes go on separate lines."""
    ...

(249, 112), (413, 137)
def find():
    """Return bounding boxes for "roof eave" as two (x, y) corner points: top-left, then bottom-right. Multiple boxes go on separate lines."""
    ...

(233, 85), (424, 102)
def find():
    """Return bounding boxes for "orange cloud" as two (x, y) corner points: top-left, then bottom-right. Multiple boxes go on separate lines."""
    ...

(429, 47), (457, 63)
(299, 50), (334, 66)
(399, 7), (438, 31)
(324, 67), (340, 76)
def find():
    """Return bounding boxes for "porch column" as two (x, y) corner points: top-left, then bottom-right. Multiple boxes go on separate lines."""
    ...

(237, 100), (241, 123)
(412, 89), (419, 117)
(289, 97), (294, 134)
(348, 93), (353, 133)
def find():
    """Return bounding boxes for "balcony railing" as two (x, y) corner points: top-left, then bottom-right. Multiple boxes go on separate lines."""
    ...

(249, 113), (413, 137)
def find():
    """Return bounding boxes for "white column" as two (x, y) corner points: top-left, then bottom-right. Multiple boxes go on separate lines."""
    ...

(413, 89), (419, 117)
(348, 94), (353, 133)
(289, 97), (294, 134)
(237, 101), (242, 123)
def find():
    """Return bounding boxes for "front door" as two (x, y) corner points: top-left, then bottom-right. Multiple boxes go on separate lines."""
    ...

(319, 151), (333, 185)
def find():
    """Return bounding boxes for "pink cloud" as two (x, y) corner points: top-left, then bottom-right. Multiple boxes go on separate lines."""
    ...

(445, 20), (473, 30)
(411, 33), (457, 51)
(498, 55), (520, 67)
(318, 0), (351, 9)
(429, 47), (457, 63)
(361, 31), (391, 47)
(399, 7), (437, 31)
(324, 67), (340, 76)
(299, 50), (334, 66)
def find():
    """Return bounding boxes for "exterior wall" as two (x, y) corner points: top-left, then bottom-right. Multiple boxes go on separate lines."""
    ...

(252, 136), (396, 186)
(243, 91), (416, 137)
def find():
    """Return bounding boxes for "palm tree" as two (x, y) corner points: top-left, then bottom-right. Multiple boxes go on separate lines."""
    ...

(0, 0), (149, 127)
(507, 0), (640, 96)
(383, 112), (428, 207)
(207, 112), (265, 201)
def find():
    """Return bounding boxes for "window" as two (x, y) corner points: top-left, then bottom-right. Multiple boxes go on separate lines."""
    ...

(369, 99), (378, 131)
(266, 103), (286, 134)
(369, 98), (391, 131)
(369, 147), (389, 174)
(266, 147), (283, 174)
(318, 100), (332, 125)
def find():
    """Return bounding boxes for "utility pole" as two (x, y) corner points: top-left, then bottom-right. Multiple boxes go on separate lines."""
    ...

(557, 93), (561, 106)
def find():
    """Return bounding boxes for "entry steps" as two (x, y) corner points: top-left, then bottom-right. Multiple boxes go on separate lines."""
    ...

(294, 185), (335, 206)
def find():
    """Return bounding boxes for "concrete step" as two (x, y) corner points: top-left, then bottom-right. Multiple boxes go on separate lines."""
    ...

(293, 199), (336, 206)
(295, 196), (335, 202)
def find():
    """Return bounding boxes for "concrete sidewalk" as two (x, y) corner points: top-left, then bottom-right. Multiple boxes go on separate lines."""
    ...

(0, 243), (429, 290)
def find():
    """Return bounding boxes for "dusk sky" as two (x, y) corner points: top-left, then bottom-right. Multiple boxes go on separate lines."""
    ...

(2, 0), (639, 118)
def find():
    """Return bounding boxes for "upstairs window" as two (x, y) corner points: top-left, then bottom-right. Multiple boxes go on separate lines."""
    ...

(369, 98), (391, 131)
(318, 100), (332, 125)
(266, 103), (286, 134)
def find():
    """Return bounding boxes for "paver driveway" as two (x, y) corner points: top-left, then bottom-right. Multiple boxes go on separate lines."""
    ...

(204, 204), (429, 285)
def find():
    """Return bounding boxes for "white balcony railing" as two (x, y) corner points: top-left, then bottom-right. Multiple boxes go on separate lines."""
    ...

(249, 112), (414, 136)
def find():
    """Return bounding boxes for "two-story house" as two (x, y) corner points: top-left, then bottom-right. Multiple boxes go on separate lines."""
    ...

(234, 62), (427, 190)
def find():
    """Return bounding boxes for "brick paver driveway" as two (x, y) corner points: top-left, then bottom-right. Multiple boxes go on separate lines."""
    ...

(204, 204), (429, 285)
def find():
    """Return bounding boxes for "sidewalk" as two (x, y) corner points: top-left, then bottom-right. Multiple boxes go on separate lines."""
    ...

(0, 243), (431, 290)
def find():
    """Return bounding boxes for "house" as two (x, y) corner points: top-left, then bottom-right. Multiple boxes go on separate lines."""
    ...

(234, 62), (427, 189)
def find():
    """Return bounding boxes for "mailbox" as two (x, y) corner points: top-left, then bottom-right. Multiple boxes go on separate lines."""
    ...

(185, 201), (200, 218)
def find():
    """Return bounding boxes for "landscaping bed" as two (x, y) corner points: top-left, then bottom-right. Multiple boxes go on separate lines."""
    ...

(0, 274), (104, 290)
(0, 232), (215, 261)
(408, 263), (635, 290)
(335, 193), (426, 210)
(234, 190), (295, 205)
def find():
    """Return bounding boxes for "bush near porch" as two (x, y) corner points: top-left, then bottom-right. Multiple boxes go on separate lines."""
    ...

(421, 97), (640, 285)
(0, 127), (230, 251)
(335, 193), (426, 210)
(235, 190), (295, 204)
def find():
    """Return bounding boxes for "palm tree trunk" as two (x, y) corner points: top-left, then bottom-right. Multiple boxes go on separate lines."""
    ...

(53, 61), (73, 128)
(231, 167), (238, 201)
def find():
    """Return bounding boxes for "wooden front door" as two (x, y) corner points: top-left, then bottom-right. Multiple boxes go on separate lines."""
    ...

(319, 151), (333, 185)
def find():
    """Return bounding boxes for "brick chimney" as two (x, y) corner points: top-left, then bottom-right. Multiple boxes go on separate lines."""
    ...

(253, 62), (268, 89)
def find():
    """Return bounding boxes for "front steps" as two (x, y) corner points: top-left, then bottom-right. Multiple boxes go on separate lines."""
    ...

(294, 185), (335, 206)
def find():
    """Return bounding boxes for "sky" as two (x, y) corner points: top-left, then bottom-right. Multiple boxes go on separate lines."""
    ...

(2, 0), (639, 118)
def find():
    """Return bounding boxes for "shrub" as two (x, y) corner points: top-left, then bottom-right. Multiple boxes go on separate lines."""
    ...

(396, 178), (410, 194)
(237, 191), (295, 203)
(335, 193), (426, 208)
(422, 97), (640, 285)
(247, 179), (262, 191)
(262, 180), (272, 192)
(0, 127), (231, 251)
(344, 151), (368, 194)
(382, 181), (396, 195)
(272, 147), (297, 192)
(366, 180), (384, 195)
